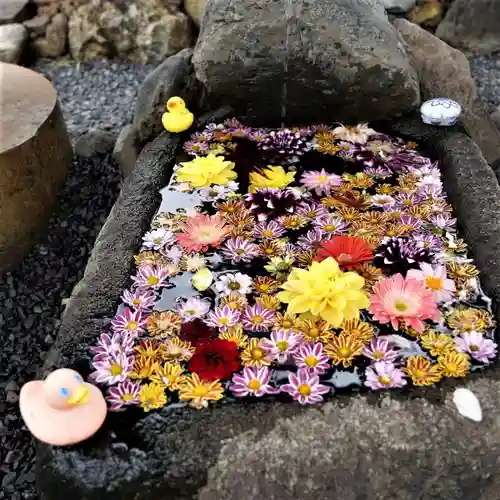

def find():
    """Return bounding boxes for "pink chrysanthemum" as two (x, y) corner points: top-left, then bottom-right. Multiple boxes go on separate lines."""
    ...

(230, 366), (279, 398)
(293, 342), (331, 374)
(300, 169), (342, 196)
(281, 368), (330, 404)
(260, 329), (303, 364)
(253, 220), (286, 239)
(121, 288), (157, 311)
(205, 305), (241, 332)
(176, 214), (229, 252)
(221, 237), (259, 263)
(91, 352), (134, 385)
(131, 265), (170, 291)
(241, 303), (275, 332)
(106, 379), (141, 411)
(90, 332), (135, 357)
(369, 274), (440, 332)
(364, 361), (407, 390)
(111, 307), (146, 337)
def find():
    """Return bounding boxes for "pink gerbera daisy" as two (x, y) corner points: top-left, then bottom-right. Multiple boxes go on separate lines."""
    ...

(369, 273), (440, 332)
(176, 214), (229, 252)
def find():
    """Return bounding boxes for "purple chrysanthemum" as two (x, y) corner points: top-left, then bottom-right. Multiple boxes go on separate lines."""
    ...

(205, 305), (241, 332)
(281, 368), (330, 404)
(375, 236), (433, 273)
(175, 297), (211, 322)
(393, 193), (425, 211)
(260, 329), (303, 364)
(220, 237), (260, 263)
(300, 169), (342, 196)
(183, 138), (210, 156)
(429, 214), (457, 231)
(397, 214), (423, 231)
(257, 129), (310, 163)
(253, 220), (286, 239)
(297, 201), (328, 220)
(246, 188), (299, 221)
(455, 332), (497, 364)
(385, 152), (432, 172)
(131, 265), (171, 291)
(297, 229), (326, 250)
(121, 288), (157, 311)
(362, 338), (399, 363)
(293, 342), (331, 374)
(411, 233), (444, 252)
(91, 332), (135, 357)
(364, 166), (392, 178)
(111, 307), (146, 337)
(91, 352), (134, 385)
(230, 366), (279, 398)
(364, 361), (407, 390)
(241, 303), (275, 332)
(106, 379), (141, 411)
(312, 215), (349, 236)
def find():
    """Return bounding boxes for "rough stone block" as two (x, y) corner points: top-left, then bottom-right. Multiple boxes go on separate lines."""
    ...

(0, 23), (27, 63)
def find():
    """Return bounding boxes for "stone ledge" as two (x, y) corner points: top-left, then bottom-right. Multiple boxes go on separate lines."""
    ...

(37, 115), (500, 500)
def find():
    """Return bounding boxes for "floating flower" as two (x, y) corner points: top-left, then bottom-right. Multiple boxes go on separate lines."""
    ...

(220, 292), (248, 311)
(257, 129), (310, 162)
(437, 352), (470, 378)
(91, 332), (134, 357)
(134, 339), (165, 361)
(240, 337), (272, 367)
(325, 334), (364, 368)
(142, 228), (175, 251)
(407, 263), (456, 303)
(131, 265), (170, 292)
(293, 342), (331, 374)
(215, 272), (252, 295)
(362, 338), (399, 362)
(91, 353), (133, 385)
(178, 373), (224, 409)
(176, 153), (237, 187)
(420, 331), (455, 357)
(111, 307), (146, 337)
(375, 237), (432, 274)
(241, 303), (276, 332)
(176, 214), (228, 252)
(246, 188), (299, 220)
(332, 123), (378, 144)
(199, 182), (239, 201)
(260, 329), (303, 364)
(219, 326), (248, 348)
(106, 380), (141, 411)
(253, 220), (286, 240)
(146, 311), (181, 338)
(179, 318), (217, 346)
(281, 368), (330, 404)
(249, 166), (296, 192)
(255, 294), (281, 311)
(403, 356), (442, 386)
(121, 288), (157, 312)
(298, 318), (333, 343)
(278, 257), (369, 327)
(134, 251), (167, 268)
(138, 383), (167, 412)
(315, 235), (373, 269)
(312, 215), (349, 236)
(264, 255), (295, 276)
(150, 362), (186, 390)
(447, 308), (494, 332)
(205, 305), (241, 332)
(230, 366), (279, 397)
(273, 312), (301, 332)
(364, 361), (407, 390)
(253, 276), (279, 295)
(300, 169), (342, 196)
(192, 267), (213, 291)
(162, 337), (195, 362)
(369, 274), (440, 332)
(182, 253), (207, 272)
(188, 338), (240, 381)
(447, 262), (480, 283)
(175, 297), (211, 322)
(455, 332), (497, 364)
(220, 237), (259, 263)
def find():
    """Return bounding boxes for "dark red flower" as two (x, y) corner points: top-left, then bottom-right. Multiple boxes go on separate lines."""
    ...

(188, 339), (240, 381)
(315, 235), (373, 269)
(179, 319), (217, 346)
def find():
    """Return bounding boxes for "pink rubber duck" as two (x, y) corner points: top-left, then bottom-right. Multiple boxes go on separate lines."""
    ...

(19, 368), (107, 446)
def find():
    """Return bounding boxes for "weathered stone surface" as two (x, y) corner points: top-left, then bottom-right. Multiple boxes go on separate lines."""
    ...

(381, 0), (416, 13)
(395, 19), (500, 164)
(184, 0), (205, 25)
(435, 0), (500, 54)
(0, 23), (27, 63)
(32, 12), (68, 58)
(133, 48), (201, 145)
(24, 15), (50, 37)
(492, 106), (500, 130)
(113, 124), (139, 178)
(37, 113), (500, 500)
(0, 63), (72, 271)
(68, 0), (192, 63)
(193, 0), (420, 126)
(0, 0), (31, 25)
(74, 129), (117, 158)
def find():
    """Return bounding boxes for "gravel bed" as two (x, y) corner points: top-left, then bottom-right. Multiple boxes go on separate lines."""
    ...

(0, 59), (153, 499)
(469, 53), (500, 112)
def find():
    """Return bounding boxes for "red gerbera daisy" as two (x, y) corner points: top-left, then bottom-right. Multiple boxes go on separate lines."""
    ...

(315, 235), (373, 269)
(188, 338), (240, 381)
(179, 319), (217, 346)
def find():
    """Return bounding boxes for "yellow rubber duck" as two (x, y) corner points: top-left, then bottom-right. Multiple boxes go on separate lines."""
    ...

(162, 96), (194, 133)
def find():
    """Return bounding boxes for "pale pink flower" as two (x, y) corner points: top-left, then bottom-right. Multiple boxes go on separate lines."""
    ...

(106, 379), (141, 411)
(293, 342), (331, 374)
(91, 352), (134, 385)
(364, 361), (407, 390)
(369, 273), (440, 333)
(260, 329), (303, 364)
(111, 307), (146, 337)
(331, 123), (379, 144)
(230, 367), (279, 398)
(281, 368), (330, 404)
(407, 263), (456, 303)
(300, 169), (342, 196)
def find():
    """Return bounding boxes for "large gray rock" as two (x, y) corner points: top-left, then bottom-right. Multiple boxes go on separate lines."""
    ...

(395, 19), (500, 164)
(435, 0), (500, 55)
(32, 12), (68, 58)
(133, 48), (201, 145)
(0, 0), (31, 25)
(193, 0), (420, 126)
(0, 23), (27, 63)
(113, 124), (139, 178)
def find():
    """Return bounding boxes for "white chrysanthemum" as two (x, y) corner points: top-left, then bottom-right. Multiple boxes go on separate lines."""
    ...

(215, 272), (253, 295)
(183, 253), (207, 272)
(176, 297), (211, 321)
(142, 228), (175, 251)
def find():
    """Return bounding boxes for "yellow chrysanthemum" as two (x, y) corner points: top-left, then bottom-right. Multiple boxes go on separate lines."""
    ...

(248, 165), (296, 193)
(340, 318), (374, 344)
(447, 308), (494, 332)
(146, 311), (181, 338)
(420, 331), (455, 357)
(253, 276), (279, 295)
(298, 317), (333, 343)
(150, 362), (186, 390)
(240, 338), (271, 367)
(139, 383), (167, 412)
(129, 357), (157, 380)
(325, 334), (364, 368)
(277, 257), (369, 327)
(255, 294), (281, 311)
(404, 356), (442, 386)
(437, 352), (470, 378)
(219, 326), (249, 348)
(273, 312), (301, 332)
(176, 154), (237, 188)
(178, 373), (224, 409)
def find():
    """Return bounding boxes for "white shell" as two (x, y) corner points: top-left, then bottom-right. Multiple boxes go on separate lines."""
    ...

(453, 388), (482, 422)
(420, 98), (461, 127)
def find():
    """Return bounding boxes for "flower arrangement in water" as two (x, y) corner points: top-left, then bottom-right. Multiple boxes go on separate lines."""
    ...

(89, 120), (497, 412)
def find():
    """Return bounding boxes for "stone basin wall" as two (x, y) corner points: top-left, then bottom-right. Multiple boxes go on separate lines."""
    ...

(36, 112), (500, 500)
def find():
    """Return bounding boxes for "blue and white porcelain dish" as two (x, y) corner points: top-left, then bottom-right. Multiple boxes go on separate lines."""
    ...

(420, 98), (462, 127)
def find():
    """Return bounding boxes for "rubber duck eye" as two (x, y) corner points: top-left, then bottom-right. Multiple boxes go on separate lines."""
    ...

(60, 387), (69, 397)
(74, 375), (82, 383)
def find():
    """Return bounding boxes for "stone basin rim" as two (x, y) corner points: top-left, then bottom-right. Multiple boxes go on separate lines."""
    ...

(37, 112), (500, 500)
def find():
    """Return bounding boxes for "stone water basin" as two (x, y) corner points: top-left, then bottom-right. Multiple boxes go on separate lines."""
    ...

(37, 114), (500, 500)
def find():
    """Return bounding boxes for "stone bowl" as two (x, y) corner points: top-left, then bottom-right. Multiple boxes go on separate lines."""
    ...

(36, 113), (500, 500)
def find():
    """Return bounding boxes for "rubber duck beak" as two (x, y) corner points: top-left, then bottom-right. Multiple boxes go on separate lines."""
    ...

(66, 385), (90, 406)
